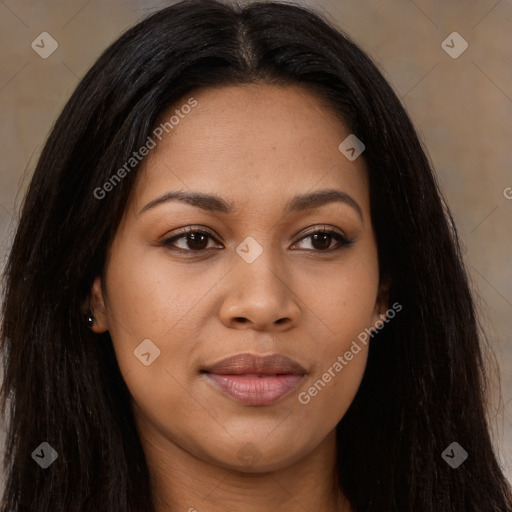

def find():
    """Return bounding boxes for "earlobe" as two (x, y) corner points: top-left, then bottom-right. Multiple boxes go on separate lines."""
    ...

(88, 276), (109, 333)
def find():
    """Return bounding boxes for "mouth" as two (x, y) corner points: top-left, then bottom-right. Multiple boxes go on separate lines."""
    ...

(201, 353), (307, 406)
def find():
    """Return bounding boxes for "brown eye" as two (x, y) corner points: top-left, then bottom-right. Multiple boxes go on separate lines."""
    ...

(181, 232), (210, 250)
(161, 226), (353, 255)
(292, 229), (352, 252)
(162, 228), (221, 252)
(312, 232), (333, 251)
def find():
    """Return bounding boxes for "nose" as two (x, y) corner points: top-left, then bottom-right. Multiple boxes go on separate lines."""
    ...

(218, 250), (300, 332)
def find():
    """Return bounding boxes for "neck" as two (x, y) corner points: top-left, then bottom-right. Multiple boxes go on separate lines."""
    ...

(140, 426), (352, 512)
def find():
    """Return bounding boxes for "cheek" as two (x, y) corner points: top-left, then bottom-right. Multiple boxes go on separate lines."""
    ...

(291, 244), (378, 414)
(297, 243), (380, 348)
(294, 342), (368, 440)
(101, 244), (223, 372)
(101, 249), (215, 441)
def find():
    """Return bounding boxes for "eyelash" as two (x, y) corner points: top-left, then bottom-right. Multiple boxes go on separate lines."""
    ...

(160, 225), (354, 255)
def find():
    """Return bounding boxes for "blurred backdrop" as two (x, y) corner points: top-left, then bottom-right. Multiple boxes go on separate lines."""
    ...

(0, 0), (511, 488)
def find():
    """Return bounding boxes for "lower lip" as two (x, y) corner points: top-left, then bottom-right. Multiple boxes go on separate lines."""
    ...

(204, 373), (304, 406)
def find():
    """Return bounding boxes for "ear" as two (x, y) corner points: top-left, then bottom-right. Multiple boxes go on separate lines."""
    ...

(88, 276), (109, 333)
(371, 275), (391, 324)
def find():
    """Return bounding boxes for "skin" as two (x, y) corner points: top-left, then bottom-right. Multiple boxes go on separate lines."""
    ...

(90, 83), (388, 512)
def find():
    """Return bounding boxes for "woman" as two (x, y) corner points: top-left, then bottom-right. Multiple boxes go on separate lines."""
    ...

(1, 0), (511, 510)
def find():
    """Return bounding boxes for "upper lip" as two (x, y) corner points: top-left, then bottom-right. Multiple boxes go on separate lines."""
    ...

(202, 353), (307, 376)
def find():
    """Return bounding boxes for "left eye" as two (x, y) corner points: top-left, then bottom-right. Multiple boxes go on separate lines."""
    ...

(161, 227), (352, 253)
(292, 229), (351, 252)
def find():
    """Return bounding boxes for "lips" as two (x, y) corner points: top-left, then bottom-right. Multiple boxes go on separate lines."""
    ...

(201, 353), (307, 406)
(202, 353), (307, 375)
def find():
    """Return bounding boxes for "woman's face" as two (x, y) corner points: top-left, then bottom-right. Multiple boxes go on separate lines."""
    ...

(91, 83), (387, 472)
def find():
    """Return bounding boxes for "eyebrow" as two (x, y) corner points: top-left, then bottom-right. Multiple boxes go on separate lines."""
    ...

(139, 188), (363, 220)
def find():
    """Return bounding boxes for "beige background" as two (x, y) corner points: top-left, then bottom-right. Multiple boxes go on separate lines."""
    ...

(0, 0), (511, 489)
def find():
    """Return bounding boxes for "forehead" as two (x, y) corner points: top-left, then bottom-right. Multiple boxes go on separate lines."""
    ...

(131, 83), (369, 216)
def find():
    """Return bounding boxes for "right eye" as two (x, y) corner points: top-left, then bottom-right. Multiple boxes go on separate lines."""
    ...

(161, 227), (223, 253)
